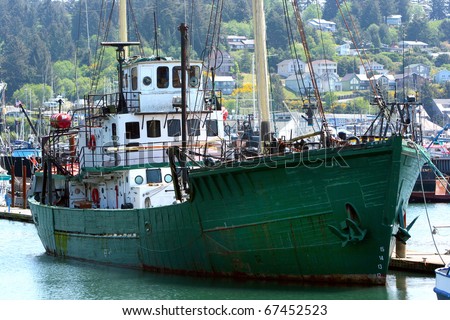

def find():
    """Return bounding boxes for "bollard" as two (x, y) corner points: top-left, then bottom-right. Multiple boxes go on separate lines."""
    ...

(396, 239), (406, 258)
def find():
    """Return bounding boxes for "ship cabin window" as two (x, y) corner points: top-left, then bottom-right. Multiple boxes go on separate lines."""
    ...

(157, 67), (169, 88)
(125, 122), (140, 139)
(146, 120), (161, 138)
(131, 67), (138, 90)
(123, 73), (128, 89)
(147, 168), (162, 183)
(187, 119), (200, 136)
(172, 66), (200, 88)
(168, 119), (181, 137)
(143, 76), (152, 86)
(188, 66), (200, 88)
(206, 119), (218, 136)
(173, 67), (182, 88)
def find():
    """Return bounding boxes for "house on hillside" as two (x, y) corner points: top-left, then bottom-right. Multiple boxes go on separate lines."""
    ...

(394, 73), (429, 91)
(435, 69), (450, 84)
(340, 73), (370, 91)
(226, 35), (254, 51)
(370, 74), (396, 91)
(285, 72), (340, 94)
(208, 51), (235, 76)
(241, 39), (254, 50)
(404, 63), (430, 79)
(386, 15), (402, 26)
(213, 76), (236, 95)
(276, 59), (307, 78)
(307, 18), (336, 32)
(398, 40), (428, 50)
(428, 99), (450, 123)
(336, 42), (357, 56)
(317, 73), (341, 92)
(311, 60), (337, 76)
(358, 61), (387, 75)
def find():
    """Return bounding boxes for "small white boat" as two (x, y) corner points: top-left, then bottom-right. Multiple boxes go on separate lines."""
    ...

(434, 265), (450, 300)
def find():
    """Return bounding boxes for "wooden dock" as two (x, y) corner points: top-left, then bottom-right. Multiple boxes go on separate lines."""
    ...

(390, 249), (449, 274)
(0, 206), (33, 223)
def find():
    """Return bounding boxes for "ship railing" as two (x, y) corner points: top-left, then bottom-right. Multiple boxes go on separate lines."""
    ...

(83, 91), (140, 120)
(77, 139), (218, 170)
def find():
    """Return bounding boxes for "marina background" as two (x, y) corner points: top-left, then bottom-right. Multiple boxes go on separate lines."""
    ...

(0, 202), (448, 300)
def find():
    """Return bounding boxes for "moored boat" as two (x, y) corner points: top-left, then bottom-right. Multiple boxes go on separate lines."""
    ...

(29, 0), (426, 285)
(434, 265), (450, 299)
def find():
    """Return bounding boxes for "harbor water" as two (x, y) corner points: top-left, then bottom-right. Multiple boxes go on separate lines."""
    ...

(0, 203), (448, 300)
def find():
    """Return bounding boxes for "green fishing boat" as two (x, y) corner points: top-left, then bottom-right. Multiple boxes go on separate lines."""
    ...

(29, 0), (426, 285)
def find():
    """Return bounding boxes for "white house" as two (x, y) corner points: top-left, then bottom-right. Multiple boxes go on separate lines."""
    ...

(358, 61), (387, 75)
(398, 40), (428, 50)
(336, 42), (358, 56)
(370, 74), (396, 90)
(310, 60), (337, 76)
(276, 59), (307, 78)
(285, 72), (340, 94)
(386, 15), (402, 26)
(435, 69), (450, 84)
(307, 18), (336, 32)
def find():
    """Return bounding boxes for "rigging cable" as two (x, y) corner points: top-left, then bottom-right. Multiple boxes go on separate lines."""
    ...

(90, 0), (115, 94)
(127, 0), (145, 57)
(282, 0), (307, 103)
(290, 0), (330, 143)
(283, 0), (322, 132)
(336, 0), (396, 137)
(414, 144), (446, 265)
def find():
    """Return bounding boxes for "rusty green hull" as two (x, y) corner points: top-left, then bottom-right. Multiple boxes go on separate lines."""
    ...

(30, 136), (424, 285)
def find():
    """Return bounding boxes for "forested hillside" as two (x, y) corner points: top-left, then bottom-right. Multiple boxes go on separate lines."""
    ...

(0, 0), (449, 104)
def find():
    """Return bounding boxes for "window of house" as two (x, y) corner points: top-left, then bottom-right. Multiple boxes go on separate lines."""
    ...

(147, 120), (161, 138)
(125, 122), (140, 139)
(168, 119), (181, 137)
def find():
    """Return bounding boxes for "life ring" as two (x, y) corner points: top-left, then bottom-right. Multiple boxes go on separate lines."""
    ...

(91, 188), (100, 205)
(88, 134), (96, 151)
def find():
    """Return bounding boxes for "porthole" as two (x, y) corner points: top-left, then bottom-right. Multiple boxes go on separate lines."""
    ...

(135, 175), (144, 185)
(143, 76), (152, 86)
(164, 174), (173, 183)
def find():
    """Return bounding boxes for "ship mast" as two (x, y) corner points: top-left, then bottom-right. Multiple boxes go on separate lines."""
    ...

(119, 0), (128, 56)
(252, 0), (271, 152)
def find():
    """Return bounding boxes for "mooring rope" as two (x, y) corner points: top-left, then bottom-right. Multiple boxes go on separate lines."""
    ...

(415, 145), (447, 265)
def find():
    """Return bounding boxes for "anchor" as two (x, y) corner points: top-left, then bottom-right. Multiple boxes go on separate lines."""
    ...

(328, 203), (367, 247)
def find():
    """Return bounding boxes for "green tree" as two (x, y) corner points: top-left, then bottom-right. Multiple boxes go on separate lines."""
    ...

(430, 0), (448, 20)
(397, 0), (411, 23)
(360, 1), (382, 30)
(366, 24), (381, 53)
(438, 19), (450, 42)
(435, 54), (450, 67)
(322, 0), (339, 21)
(270, 74), (285, 111)
(302, 3), (322, 22)
(336, 56), (358, 76)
